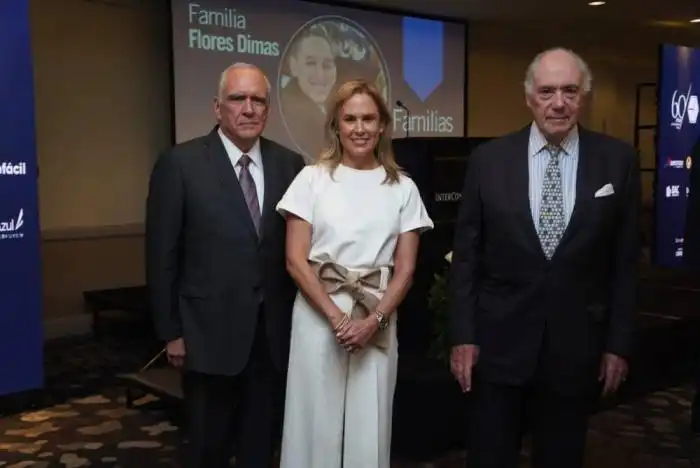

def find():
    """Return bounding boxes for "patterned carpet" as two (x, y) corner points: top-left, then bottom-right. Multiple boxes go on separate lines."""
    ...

(0, 392), (181, 467)
(0, 319), (698, 467)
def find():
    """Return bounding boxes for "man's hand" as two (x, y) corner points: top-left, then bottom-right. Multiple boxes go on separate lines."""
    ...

(166, 337), (186, 368)
(599, 352), (628, 396)
(450, 344), (479, 393)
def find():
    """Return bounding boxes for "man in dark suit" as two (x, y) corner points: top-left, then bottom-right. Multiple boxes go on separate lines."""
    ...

(683, 137), (700, 433)
(145, 63), (305, 468)
(449, 48), (641, 468)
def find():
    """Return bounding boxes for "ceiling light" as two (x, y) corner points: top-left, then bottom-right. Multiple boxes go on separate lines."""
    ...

(690, 18), (700, 23)
(588, 1), (606, 5)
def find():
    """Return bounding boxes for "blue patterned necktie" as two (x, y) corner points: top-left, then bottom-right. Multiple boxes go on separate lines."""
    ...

(238, 154), (261, 233)
(538, 145), (565, 259)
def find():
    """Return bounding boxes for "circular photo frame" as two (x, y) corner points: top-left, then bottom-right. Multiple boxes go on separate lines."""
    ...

(277, 15), (391, 163)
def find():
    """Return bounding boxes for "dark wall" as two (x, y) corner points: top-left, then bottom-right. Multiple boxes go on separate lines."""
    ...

(393, 136), (491, 353)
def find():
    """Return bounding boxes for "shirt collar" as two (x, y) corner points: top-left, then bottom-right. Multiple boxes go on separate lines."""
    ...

(529, 122), (579, 157)
(217, 128), (262, 168)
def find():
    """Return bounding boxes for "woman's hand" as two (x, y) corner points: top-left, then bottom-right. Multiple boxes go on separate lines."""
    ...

(336, 316), (379, 353)
(329, 313), (349, 331)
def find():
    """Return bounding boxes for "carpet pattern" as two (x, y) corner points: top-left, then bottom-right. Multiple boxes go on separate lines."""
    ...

(0, 392), (180, 467)
(1, 382), (699, 467)
(0, 322), (698, 467)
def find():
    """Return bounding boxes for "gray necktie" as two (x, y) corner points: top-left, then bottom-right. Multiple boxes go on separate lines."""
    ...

(238, 154), (261, 233)
(538, 145), (565, 259)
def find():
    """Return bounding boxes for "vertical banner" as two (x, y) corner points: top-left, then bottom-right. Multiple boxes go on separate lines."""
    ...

(0, 0), (43, 395)
(402, 17), (444, 102)
(655, 44), (700, 267)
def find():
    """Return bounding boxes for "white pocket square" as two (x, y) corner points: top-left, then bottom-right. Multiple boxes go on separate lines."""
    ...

(594, 183), (614, 198)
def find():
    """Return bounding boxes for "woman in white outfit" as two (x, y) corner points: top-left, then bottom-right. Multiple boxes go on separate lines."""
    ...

(276, 79), (433, 468)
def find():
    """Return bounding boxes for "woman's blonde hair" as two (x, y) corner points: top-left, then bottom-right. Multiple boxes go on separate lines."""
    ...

(317, 79), (403, 184)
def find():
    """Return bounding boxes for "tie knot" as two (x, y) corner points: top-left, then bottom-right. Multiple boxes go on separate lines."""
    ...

(238, 154), (251, 168)
(546, 145), (562, 157)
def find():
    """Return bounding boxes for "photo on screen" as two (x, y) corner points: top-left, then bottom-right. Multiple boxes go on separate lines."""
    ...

(170, 0), (466, 162)
(277, 16), (390, 161)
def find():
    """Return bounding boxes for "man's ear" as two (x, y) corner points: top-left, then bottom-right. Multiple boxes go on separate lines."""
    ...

(213, 97), (221, 119)
(525, 93), (535, 112)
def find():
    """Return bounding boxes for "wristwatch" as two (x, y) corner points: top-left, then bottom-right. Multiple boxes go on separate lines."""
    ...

(375, 310), (389, 330)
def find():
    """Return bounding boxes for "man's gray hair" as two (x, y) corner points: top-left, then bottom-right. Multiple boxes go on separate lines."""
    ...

(524, 47), (592, 95)
(217, 62), (271, 99)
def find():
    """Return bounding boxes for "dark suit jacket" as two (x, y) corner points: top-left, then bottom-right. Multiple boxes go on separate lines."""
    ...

(449, 126), (641, 395)
(684, 139), (700, 271)
(145, 128), (305, 376)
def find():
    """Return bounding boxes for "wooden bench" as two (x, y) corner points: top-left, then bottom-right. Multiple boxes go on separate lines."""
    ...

(82, 286), (182, 404)
(82, 285), (149, 337)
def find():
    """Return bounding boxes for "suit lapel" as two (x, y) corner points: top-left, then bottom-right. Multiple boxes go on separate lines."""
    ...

(205, 129), (258, 240)
(509, 127), (543, 254)
(556, 128), (595, 252)
(259, 138), (284, 243)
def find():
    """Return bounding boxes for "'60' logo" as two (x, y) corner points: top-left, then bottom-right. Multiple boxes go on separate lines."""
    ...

(671, 84), (699, 130)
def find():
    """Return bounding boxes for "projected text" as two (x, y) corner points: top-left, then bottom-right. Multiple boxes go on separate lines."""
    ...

(187, 2), (280, 56)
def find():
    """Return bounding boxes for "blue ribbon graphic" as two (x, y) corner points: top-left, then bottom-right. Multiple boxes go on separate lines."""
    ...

(402, 17), (444, 101)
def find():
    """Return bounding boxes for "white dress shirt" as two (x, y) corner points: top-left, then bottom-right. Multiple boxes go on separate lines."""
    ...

(527, 122), (580, 227)
(218, 128), (264, 211)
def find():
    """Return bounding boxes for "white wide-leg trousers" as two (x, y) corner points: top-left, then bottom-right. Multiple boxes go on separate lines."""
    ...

(279, 291), (398, 468)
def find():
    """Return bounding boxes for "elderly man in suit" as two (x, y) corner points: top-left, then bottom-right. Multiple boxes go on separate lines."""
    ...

(145, 63), (305, 468)
(449, 47), (641, 468)
(683, 138), (700, 434)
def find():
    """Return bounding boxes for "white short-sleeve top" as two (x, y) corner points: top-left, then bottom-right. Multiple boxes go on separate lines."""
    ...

(276, 163), (434, 269)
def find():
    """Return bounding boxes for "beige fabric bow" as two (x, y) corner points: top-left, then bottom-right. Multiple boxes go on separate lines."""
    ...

(310, 258), (391, 349)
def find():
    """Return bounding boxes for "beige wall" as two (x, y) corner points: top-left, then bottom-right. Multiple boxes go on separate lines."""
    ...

(31, 1), (700, 323)
(32, 0), (171, 233)
(31, 0), (170, 326)
(42, 231), (144, 319)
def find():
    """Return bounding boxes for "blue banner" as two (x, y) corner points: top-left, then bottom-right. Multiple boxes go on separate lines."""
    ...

(402, 17), (444, 102)
(0, 0), (43, 396)
(655, 44), (700, 267)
